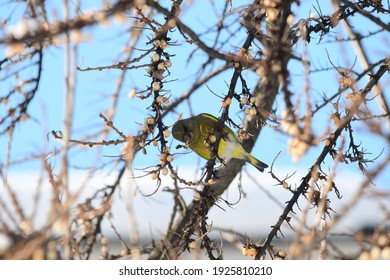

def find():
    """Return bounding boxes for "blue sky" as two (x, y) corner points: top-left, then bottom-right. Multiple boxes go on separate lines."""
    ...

(1, 0), (389, 245)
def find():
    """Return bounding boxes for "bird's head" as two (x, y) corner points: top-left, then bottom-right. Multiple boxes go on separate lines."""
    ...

(172, 118), (195, 146)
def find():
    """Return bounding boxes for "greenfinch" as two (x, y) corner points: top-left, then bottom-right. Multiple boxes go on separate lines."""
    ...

(172, 113), (268, 172)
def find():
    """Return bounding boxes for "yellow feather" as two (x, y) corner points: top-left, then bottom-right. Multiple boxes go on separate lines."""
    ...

(173, 113), (268, 172)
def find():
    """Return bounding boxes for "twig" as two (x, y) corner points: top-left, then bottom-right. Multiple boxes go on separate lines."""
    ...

(331, 1), (390, 131)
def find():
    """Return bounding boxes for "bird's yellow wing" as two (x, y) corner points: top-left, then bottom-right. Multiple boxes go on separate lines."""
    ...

(195, 113), (243, 161)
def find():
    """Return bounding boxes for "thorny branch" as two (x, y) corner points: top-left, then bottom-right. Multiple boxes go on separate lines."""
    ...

(255, 61), (390, 259)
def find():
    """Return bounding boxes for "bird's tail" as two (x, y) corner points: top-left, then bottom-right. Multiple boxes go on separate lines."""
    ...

(247, 154), (268, 172)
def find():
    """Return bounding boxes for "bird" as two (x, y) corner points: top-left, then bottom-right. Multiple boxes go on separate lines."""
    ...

(171, 113), (268, 172)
